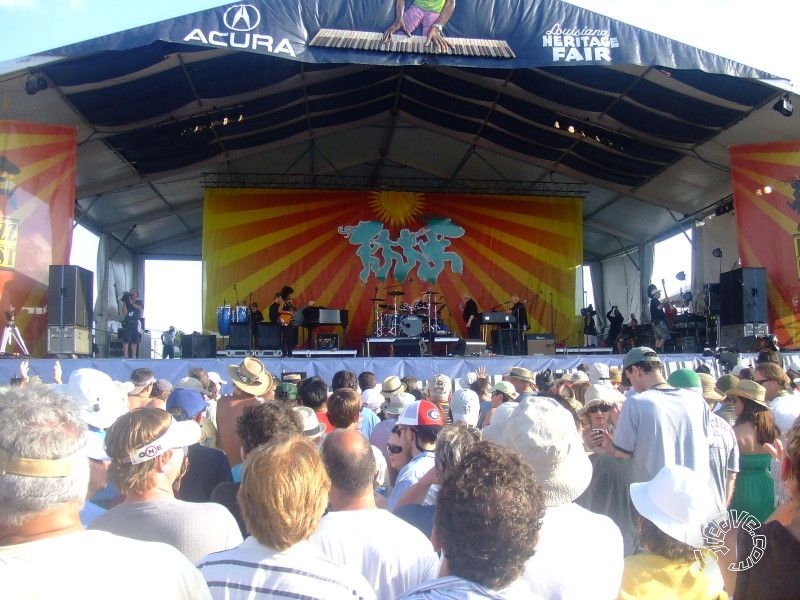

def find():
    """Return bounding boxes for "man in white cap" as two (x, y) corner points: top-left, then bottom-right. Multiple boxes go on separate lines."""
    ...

(388, 400), (444, 511)
(216, 357), (273, 468)
(503, 397), (624, 599)
(311, 430), (438, 600)
(608, 347), (711, 481)
(426, 374), (453, 422)
(0, 384), (212, 598)
(371, 391), (415, 471)
(88, 407), (242, 563)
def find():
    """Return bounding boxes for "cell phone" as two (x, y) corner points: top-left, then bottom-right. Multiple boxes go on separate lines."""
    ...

(591, 428), (604, 436)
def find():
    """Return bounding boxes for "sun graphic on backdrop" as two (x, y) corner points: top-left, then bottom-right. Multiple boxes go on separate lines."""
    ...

(369, 191), (425, 227)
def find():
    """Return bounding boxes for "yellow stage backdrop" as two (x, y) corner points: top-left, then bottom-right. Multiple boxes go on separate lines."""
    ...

(730, 140), (800, 347)
(0, 120), (76, 356)
(203, 189), (582, 349)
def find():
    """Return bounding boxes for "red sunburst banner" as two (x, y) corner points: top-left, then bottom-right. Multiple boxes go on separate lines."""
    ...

(0, 120), (76, 356)
(203, 188), (582, 350)
(730, 140), (800, 347)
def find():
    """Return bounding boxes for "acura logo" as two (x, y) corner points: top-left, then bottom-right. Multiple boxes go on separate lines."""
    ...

(223, 4), (261, 32)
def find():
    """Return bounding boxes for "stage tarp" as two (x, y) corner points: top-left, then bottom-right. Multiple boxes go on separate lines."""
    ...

(202, 188), (582, 347)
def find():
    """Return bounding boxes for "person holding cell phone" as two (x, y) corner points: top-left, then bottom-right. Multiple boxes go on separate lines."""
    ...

(580, 384), (625, 453)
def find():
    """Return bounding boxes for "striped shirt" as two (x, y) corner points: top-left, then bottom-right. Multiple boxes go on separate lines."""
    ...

(198, 537), (376, 600)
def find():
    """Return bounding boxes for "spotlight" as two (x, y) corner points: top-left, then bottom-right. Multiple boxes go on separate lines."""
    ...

(554, 120), (560, 129)
(24, 73), (48, 96)
(567, 125), (575, 134)
(764, 185), (772, 194)
(773, 94), (793, 117)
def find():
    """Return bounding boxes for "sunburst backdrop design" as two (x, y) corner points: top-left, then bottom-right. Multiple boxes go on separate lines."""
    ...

(730, 140), (800, 347)
(204, 188), (582, 348)
(0, 120), (76, 356)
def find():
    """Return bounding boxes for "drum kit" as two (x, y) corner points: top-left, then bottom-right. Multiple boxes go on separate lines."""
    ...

(371, 289), (450, 338)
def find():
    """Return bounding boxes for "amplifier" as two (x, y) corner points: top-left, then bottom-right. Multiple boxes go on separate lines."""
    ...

(254, 349), (283, 358)
(526, 333), (555, 355)
(316, 334), (339, 351)
(48, 326), (91, 355)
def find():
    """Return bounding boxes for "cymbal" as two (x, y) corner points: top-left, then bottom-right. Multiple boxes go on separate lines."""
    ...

(424, 290), (441, 295)
(388, 290), (405, 296)
(370, 297), (384, 302)
(379, 304), (391, 309)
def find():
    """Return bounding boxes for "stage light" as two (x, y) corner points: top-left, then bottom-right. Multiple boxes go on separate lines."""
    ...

(567, 125), (575, 134)
(774, 94), (793, 117)
(24, 73), (48, 96)
(764, 185), (772, 194)
(554, 120), (560, 129)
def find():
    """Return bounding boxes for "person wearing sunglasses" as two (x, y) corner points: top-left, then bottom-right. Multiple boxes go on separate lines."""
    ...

(579, 384), (623, 453)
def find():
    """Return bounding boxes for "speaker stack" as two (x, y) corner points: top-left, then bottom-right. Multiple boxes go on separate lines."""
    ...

(47, 265), (93, 355)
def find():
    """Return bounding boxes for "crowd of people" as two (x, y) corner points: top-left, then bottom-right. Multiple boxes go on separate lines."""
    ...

(3, 346), (800, 598)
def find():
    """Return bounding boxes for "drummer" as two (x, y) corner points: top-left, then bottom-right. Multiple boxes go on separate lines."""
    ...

(413, 295), (430, 318)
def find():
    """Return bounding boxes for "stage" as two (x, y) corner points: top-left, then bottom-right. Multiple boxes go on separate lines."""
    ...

(2, 350), (789, 395)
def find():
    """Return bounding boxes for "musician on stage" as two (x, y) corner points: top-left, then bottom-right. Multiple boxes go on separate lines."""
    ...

(381, 0), (456, 52)
(120, 289), (143, 359)
(250, 301), (264, 346)
(461, 293), (481, 339)
(647, 284), (671, 351)
(509, 295), (529, 332)
(269, 286), (297, 356)
(605, 305), (624, 351)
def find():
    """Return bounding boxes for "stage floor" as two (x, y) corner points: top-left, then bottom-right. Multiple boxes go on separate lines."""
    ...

(1, 351), (781, 395)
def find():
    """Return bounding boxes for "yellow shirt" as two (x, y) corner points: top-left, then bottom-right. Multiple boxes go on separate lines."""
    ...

(619, 553), (728, 600)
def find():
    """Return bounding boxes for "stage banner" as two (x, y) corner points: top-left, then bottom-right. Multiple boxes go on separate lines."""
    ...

(42, 0), (773, 77)
(730, 141), (800, 347)
(203, 188), (581, 350)
(0, 120), (76, 356)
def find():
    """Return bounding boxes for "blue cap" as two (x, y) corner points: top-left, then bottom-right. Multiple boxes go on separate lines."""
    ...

(166, 388), (206, 418)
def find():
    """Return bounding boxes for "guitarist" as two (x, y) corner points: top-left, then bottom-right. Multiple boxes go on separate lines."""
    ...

(269, 286), (297, 356)
(646, 283), (672, 351)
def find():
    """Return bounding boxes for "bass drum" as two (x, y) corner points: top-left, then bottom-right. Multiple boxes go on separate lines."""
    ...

(216, 306), (232, 335)
(400, 315), (423, 337)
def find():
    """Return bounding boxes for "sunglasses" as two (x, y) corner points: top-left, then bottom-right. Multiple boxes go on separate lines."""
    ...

(387, 444), (404, 455)
(755, 379), (771, 385)
(587, 404), (611, 414)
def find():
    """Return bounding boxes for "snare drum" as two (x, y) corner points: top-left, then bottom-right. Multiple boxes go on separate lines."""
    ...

(400, 315), (423, 337)
(217, 306), (232, 335)
(432, 319), (450, 335)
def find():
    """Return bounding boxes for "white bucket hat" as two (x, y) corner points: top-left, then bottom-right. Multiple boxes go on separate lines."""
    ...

(502, 398), (592, 507)
(630, 464), (713, 548)
(68, 368), (128, 430)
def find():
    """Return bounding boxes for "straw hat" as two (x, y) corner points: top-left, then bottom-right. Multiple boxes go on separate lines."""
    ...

(728, 379), (767, 407)
(227, 357), (272, 396)
(380, 375), (405, 398)
(697, 373), (723, 402)
(506, 366), (536, 385)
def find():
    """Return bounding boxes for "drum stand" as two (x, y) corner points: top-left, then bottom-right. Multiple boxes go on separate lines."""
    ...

(1, 312), (29, 356)
(386, 291), (404, 337)
(370, 295), (385, 337)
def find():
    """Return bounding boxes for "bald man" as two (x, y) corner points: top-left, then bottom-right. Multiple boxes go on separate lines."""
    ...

(310, 430), (438, 600)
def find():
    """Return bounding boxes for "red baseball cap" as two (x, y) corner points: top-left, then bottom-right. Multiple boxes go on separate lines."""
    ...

(397, 400), (444, 427)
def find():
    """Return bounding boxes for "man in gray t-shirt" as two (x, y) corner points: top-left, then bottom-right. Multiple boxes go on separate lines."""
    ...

(610, 348), (711, 482)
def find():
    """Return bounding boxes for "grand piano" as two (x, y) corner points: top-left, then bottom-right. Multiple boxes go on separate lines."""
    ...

(294, 306), (349, 349)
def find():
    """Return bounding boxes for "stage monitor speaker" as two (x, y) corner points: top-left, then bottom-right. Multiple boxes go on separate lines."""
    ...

(491, 329), (524, 355)
(228, 323), (252, 350)
(393, 337), (424, 357)
(255, 323), (282, 350)
(526, 333), (556, 355)
(451, 338), (487, 356)
(719, 268), (768, 326)
(48, 265), (93, 327)
(181, 334), (216, 358)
